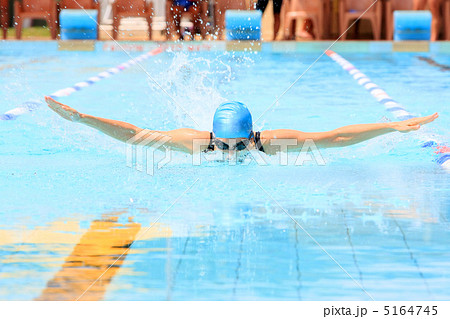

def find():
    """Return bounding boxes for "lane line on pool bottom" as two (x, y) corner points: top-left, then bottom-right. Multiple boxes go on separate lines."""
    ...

(252, 178), (376, 301)
(417, 56), (450, 72)
(0, 47), (164, 121)
(325, 50), (450, 169)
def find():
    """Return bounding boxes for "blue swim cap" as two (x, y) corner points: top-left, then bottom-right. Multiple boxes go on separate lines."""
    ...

(213, 101), (253, 138)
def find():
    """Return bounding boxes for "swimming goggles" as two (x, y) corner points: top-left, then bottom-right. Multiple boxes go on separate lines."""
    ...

(214, 138), (251, 151)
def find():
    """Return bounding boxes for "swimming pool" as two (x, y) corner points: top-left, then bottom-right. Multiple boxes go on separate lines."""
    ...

(0, 41), (449, 300)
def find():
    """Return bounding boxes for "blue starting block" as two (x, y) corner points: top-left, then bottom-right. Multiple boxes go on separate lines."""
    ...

(394, 10), (432, 41)
(225, 10), (262, 41)
(60, 9), (98, 40)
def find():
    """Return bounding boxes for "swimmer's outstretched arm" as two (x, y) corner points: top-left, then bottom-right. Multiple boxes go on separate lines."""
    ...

(261, 113), (439, 152)
(45, 97), (209, 153)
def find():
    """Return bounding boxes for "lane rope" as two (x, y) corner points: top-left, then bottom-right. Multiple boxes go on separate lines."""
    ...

(0, 47), (164, 121)
(326, 50), (449, 168)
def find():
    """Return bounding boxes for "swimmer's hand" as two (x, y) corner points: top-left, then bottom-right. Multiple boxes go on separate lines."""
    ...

(392, 113), (439, 133)
(45, 96), (82, 122)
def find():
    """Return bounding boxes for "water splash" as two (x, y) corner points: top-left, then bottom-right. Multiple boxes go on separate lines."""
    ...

(151, 51), (231, 131)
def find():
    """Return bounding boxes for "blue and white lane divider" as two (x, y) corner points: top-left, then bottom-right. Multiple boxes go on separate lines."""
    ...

(325, 50), (450, 168)
(326, 50), (415, 121)
(0, 47), (164, 121)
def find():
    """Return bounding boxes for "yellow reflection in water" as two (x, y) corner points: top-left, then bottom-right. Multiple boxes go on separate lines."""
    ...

(36, 214), (141, 301)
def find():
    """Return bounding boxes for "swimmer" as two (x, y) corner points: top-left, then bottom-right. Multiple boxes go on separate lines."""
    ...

(45, 96), (438, 155)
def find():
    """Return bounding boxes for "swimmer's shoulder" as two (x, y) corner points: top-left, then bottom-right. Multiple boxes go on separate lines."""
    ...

(163, 128), (211, 153)
(168, 128), (210, 139)
(257, 130), (277, 155)
(258, 130), (304, 154)
(259, 129), (304, 140)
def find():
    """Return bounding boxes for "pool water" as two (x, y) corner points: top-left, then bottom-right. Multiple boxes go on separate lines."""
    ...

(0, 42), (449, 300)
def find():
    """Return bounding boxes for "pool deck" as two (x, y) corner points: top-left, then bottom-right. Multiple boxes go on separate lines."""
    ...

(3, 39), (450, 53)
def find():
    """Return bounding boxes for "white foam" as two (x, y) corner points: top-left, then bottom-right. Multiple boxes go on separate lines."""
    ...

(151, 51), (231, 130)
